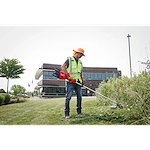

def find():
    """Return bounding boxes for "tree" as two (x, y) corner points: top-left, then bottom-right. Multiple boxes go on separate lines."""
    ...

(13, 87), (20, 96)
(141, 60), (150, 69)
(0, 58), (26, 93)
(11, 85), (26, 96)
(0, 89), (6, 93)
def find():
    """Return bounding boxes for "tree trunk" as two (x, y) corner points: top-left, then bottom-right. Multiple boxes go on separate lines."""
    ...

(7, 78), (9, 93)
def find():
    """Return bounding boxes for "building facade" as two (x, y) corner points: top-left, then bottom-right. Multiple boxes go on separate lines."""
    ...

(35, 63), (121, 97)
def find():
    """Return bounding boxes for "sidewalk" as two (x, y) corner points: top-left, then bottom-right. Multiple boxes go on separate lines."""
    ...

(26, 96), (42, 100)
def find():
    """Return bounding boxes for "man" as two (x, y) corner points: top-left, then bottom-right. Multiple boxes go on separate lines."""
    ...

(61, 48), (86, 119)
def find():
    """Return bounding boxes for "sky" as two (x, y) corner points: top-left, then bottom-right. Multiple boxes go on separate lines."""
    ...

(0, 26), (150, 92)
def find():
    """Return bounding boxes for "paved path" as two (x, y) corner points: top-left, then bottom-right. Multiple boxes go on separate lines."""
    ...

(26, 96), (42, 100)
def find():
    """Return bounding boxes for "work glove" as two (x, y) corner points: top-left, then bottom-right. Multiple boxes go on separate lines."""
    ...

(82, 77), (86, 86)
(66, 73), (76, 83)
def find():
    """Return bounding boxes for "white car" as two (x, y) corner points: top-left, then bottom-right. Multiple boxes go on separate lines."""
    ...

(17, 94), (28, 97)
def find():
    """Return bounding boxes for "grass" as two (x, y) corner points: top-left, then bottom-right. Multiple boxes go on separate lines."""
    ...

(0, 97), (130, 125)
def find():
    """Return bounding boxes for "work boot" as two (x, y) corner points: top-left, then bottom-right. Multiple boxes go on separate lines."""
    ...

(65, 116), (71, 119)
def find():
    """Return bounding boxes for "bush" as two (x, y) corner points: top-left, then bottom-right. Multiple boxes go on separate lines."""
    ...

(97, 70), (150, 125)
(4, 94), (10, 104)
(0, 89), (6, 93)
(17, 97), (20, 103)
(0, 95), (5, 106)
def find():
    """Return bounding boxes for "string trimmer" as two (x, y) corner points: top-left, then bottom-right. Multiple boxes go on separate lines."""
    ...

(53, 68), (123, 109)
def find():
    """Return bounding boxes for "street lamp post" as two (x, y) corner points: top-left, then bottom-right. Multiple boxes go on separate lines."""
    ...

(127, 34), (132, 77)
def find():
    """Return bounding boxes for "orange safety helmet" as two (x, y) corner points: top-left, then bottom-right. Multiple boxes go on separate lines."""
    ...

(73, 48), (85, 56)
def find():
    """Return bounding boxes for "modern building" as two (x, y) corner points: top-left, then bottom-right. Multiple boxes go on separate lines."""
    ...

(35, 63), (121, 97)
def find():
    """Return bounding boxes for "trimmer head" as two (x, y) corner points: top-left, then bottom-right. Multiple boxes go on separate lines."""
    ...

(117, 103), (123, 109)
(110, 106), (117, 109)
(110, 104), (123, 109)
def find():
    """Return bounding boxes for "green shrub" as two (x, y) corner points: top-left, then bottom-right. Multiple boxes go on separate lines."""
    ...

(0, 95), (5, 106)
(0, 89), (6, 93)
(17, 97), (20, 103)
(97, 70), (150, 125)
(4, 94), (10, 104)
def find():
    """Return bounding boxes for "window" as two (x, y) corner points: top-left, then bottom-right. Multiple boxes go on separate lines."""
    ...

(114, 73), (118, 79)
(95, 74), (98, 80)
(43, 71), (57, 80)
(43, 71), (48, 79)
(110, 74), (113, 78)
(102, 74), (106, 80)
(91, 74), (95, 79)
(87, 73), (91, 79)
(84, 73), (88, 80)
(82, 73), (118, 80)
(98, 74), (101, 79)
(43, 87), (66, 94)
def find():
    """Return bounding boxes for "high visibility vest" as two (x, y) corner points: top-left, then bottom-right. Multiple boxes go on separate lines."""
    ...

(66, 56), (83, 83)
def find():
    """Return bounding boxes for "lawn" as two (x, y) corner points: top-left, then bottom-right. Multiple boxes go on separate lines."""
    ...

(0, 97), (127, 125)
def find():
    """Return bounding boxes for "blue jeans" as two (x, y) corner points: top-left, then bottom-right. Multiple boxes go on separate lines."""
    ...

(65, 81), (82, 116)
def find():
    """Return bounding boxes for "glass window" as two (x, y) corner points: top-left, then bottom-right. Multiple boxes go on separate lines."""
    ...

(93, 74), (96, 79)
(83, 73), (88, 80)
(110, 74), (113, 78)
(106, 74), (112, 79)
(91, 74), (94, 79)
(43, 71), (48, 79)
(44, 87), (66, 94)
(49, 87), (52, 93)
(106, 74), (108, 79)
(43, 71), (57, 80)
(115, 73), (118, 78)
(98, 74), (101, 79)
(102, 74), (106, 80)
(96, 74), (99, 80)
(87, 73), (91, 79)
(82, 73), (118, 80)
